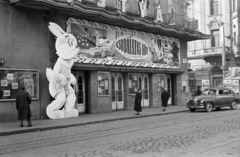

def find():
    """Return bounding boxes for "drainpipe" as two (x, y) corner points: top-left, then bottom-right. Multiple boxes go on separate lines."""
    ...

(221, 24), (226, 70)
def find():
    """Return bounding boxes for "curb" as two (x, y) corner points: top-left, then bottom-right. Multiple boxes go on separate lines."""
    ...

(0, 110), (189, 136)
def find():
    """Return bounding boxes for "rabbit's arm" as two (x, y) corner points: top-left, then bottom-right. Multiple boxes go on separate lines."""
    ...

(53, 59), (62, 74)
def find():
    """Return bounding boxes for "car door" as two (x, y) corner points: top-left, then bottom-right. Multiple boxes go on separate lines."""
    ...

(224, 89), (233, 105)
(215, 89), (226, 107)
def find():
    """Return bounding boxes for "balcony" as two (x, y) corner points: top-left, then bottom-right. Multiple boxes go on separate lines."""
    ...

(187, 47), (225, 65)
(162, 13), (198, 31)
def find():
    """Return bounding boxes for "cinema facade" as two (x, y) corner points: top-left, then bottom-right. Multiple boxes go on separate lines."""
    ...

(0, 0), (209, 121)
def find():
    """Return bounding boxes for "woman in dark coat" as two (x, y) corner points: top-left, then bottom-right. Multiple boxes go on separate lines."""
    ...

(16, 86), (32, 127)
(134, 89), (142, 115)
(161, 88), (170, 111)
(196, 86), (202, 96)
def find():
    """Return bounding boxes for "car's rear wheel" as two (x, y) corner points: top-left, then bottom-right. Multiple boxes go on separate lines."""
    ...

(205, 102), (213, 112)
(216, 107), (221, 111)
(189, 108), (196, 112)
(230, 101), (238, 110)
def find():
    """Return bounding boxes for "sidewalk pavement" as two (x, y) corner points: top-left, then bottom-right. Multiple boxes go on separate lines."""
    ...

(0, 105), (188, 136)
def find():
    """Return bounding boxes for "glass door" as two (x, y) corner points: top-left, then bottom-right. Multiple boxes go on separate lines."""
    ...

(166, 74), (172, 105)
(74, 71), (85, 113)
(142, 74), (149, 107)
(111, 73), (124, 110)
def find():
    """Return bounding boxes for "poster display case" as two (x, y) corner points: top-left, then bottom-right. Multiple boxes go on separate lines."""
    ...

(97, 72), (110, 96)
(128, 73), (139, 95)
(0, 68), (39, 101)
(157, 74), (166, 94)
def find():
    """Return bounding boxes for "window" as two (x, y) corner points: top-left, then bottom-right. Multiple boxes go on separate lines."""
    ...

(219, 90), (223, 95)
(211, 30), (220, 47)
(210, 0), (219, 15)
(97, 72), (110, 96)
(233, 0), (236, 12)
(0, 69), (39, 101)
(223, 89), (230, 94)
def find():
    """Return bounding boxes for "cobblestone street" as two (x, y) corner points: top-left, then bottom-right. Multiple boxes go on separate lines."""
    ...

(0, 109), (240, 157)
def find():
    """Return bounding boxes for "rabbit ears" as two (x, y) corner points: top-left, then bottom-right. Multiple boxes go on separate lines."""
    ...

(48, 22), (66, 37)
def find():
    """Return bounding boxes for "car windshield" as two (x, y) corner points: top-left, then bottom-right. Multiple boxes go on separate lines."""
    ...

(202, 89), (216, 95)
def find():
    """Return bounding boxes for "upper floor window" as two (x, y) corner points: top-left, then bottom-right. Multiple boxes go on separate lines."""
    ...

(211, 30), (220, 47)
(186, 2), (192, 19)
(233, 0), (236, 12)
(210, 0), (219, 15)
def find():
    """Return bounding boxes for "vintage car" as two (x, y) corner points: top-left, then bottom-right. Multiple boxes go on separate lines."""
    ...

(186, 87), (240, 112)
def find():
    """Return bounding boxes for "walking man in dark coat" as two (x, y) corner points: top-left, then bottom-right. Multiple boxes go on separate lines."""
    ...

(16, 86), (32, 127)
(134, 88), (142, 115)
(161, 88), (170, 111)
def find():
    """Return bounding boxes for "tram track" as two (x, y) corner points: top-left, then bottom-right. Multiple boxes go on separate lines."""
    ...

(0, 110), (239, 155)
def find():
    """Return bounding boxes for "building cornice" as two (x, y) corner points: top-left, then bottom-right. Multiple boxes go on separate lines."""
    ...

(10, 0), (210, 41)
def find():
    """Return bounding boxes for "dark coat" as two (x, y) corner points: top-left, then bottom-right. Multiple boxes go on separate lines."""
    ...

(134, 92), (142, 112)
(196, 89), (202, 96)
(16, 90), (32, 120)
(161, 90), (170, 107)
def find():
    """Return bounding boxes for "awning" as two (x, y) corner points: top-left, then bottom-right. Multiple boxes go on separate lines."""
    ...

(10, 0), (210, 41)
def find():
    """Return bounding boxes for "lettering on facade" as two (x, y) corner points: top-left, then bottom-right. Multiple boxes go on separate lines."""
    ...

(138, 0), (149, 18)
(119, 0), (127, 12)
(115, 36), (149, 59)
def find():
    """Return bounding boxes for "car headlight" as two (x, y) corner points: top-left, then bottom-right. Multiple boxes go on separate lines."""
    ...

(186, 100), (189, 103)
(200, 100), (205, 103)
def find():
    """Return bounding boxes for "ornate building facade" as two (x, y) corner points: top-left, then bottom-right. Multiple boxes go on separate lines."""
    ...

(187, 0), (240, 94)
(0, 0), (208, 121)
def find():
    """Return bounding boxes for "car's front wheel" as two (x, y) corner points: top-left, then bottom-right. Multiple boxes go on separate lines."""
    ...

(230, 101), (238, 110)
(205, 102), (213, 112)
(189, 108), (196, 112)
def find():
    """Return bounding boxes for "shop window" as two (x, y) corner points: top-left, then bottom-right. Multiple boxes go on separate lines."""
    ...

(157, 74), (166, 94)
(211, 30), (220, 47)
(210, 0), (219, 15)
(0, 69), (39, 101)
(128, 73), (140, 95)
(97, 72), (110, 96)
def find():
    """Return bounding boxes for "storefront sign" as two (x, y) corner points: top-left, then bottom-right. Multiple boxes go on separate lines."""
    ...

(115, 36), (149, 60)
(223, 67), (232, 79)
(223, 80), (232, 89)
(67, 18), (180, 67)
(202, 80), (210, 90)
(231, 67), (240, 79)
(232, 80), (239, 93)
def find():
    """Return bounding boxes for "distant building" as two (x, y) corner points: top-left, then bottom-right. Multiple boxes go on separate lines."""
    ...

(187, 0), (240, 95)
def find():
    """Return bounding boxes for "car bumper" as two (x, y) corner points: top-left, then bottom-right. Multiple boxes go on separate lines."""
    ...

(187, 105), (205, 109)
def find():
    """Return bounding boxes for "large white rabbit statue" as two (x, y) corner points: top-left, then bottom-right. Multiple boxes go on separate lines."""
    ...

(46, 22), (79, 119)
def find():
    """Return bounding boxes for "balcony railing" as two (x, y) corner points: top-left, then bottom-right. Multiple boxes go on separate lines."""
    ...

(188, 47), (222, 58)
(162, 13), (198, 31)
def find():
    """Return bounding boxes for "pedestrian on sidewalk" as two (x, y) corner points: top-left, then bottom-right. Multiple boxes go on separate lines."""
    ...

(16, 86), (32, 127)
(161, 88), (170, 111)
(196, 86), (202, 96)
(134, 88), (142, 115)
